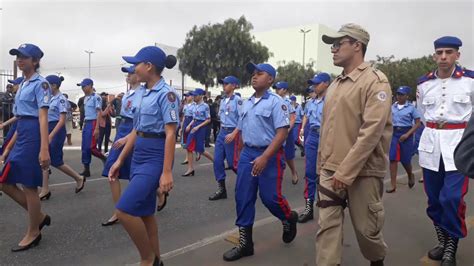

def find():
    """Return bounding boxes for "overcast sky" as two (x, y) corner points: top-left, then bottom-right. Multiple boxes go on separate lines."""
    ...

(1, 0), (472, 99)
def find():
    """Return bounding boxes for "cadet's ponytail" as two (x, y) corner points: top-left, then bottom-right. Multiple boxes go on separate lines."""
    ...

(165, 55), (177, 69)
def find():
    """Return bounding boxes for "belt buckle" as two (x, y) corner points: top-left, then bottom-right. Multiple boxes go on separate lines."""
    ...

(437, 122), (446, 129)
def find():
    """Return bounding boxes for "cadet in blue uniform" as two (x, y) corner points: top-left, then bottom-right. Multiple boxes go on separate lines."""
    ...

(179, 92), (195, 164)
(417, 36), (473, 265)
(77, 78), (106, 177)
(182, 88), (214, 176)
(298, 73), (330, 223)
(273, 81), (299, 185)
(208, 76), (242, 201)
(0, 77), (23, 154)
(223, 63), (298, 261)
(101, 66), (139, 226)
(0, 44), (51, 251)
(38, 75), (85, 200)
(291, 95), (305, 157)
(386, 86), (421, 193)
(302, 86), (316, 148)
(108, 46), (179, 266)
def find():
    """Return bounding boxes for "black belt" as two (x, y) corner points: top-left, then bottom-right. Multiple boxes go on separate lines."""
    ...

(122, 117), (133, 123)
(17, 115), (37, 120)
(221, 127), (236, 131)
(136, 131), (166, 139)
(310, 126), (320, 133)
(85, 119), (96, 122)
(393, 126), (411, 131)
(245, 144), (268, 150)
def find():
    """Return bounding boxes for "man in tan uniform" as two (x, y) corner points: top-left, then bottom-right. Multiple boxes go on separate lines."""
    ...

(316, 23), (392, 266)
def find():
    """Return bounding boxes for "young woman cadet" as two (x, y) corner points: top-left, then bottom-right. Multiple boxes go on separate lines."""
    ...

(108, 45), (179, 266)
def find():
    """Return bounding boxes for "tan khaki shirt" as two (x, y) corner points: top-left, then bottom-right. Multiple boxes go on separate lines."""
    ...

(317, 62), (392, 185)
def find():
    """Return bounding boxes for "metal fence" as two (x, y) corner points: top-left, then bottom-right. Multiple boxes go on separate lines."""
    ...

(0, 69), (15, 92)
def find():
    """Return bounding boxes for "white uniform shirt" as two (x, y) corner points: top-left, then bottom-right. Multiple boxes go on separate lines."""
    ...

(416, 66), (474, 171)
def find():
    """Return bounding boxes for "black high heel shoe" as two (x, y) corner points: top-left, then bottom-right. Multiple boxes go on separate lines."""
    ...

(39, 215), (51, 230)
(153, 256), (164, 266)
(75, 176), (86, 194)
(11, 234), (42, 252)
(181, 170), (195, 177)
(101, 218), (119, 226)
(40, 192), (51, 201)
(180, 161), (188, 165)
(157, 192), (169, 212)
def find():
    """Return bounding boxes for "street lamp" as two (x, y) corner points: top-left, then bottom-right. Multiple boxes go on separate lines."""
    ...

(299, 29), (311, 67)
(84, 50), (94, 78)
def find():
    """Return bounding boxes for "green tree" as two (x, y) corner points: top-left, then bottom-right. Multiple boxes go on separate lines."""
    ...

(373, 55), (437, 99)
(275, 60), (316, 95)
(177, 16), (271, 91)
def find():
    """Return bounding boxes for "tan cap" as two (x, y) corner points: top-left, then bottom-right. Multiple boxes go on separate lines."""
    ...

(322, 23), (370, 45)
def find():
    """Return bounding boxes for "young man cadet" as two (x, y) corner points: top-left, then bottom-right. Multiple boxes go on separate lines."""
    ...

(77, 78), (106, 177)
(417, 36), (473, 266)
(223, 62), (298, 261)
(273, 81), (299, 185)
(209, 75), (242, 201)
(291, 95), (305, 157)
(317, 23), (391, 266)
(298, 72), (330, 223)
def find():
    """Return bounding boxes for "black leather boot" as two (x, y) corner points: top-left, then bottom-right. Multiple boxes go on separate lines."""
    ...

(441, 235), (458, 266)
(428, 225), (447, 261)
(209, 180), (227, 201)
(370, 259), (384, 266)
(79, 165), (91, 177)
(298, 199), (314, 223)
(223, 227), (254, 261)
(282, 211), (298, 243)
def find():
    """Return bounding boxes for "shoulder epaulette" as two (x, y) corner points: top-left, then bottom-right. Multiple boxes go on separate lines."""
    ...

(417, 71), (436, 85)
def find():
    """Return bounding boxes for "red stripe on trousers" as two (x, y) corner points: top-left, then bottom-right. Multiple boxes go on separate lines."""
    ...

(90, 120), (105, 159)
(458, 176), (469, 237)
(276, 150), (291, 219)
(233, 132), (240, 170)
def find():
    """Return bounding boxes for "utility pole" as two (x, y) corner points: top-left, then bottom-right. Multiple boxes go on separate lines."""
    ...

(299, 28), (311, 67)
(84, 50), (94, 78)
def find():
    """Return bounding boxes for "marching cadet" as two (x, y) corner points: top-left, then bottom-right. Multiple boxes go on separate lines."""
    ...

(290, 95), (305, 157)
(179, 92), (195, 164)
(223, 62), (298, 262)
(77, 78), (106, 177)
(182, 88), (214, 176)
(417, 36), (473, 266)
(298, 72), (330, 223)
(273, 81), (299, 185)
(208, 76), (242, 201)
(109, 45), (179, 266)
(1, 43), (52, 251)
(39, 75), (85, 200)
(303, 86), (316, 147)
(0, 77), (23, 154)
(101, 66), (139, 226)
(385, 86), (420, 193)
(317, 24), (391, 266)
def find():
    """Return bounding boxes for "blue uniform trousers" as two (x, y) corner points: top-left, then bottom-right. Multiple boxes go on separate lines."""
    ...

(304, 128), (319, 201)
(213, 127), (239, 182)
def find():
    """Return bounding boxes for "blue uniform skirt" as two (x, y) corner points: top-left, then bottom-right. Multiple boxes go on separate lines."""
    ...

(49, 121), (66, 167)
(102, 118), (134, 179)
(186, 120), (206, 154)
(389, 126), (414, 165)
(1, 117), (42, 188)
(116, 136), (165, 217)
(181, 116), (193, 148)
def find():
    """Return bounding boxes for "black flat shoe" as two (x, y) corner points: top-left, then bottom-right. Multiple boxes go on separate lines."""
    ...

(75, 176), (86, 194)
(11, 234), (42, 252)
(196, 154), (201, 161)
(385, 188), (396, 193)
(101, 218), (118, 226)
(157, 192), (169, 212)
(408, 173), (415, 188)
(181, 170), (195, 177)
(180, 161), (188, 165)
(40, 192), (51, 201)
(39, 215), (51, 230)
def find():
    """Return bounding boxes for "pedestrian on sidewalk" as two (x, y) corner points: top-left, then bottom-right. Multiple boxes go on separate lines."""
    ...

(385, 86), (421, 193)
(223, 62), (298, 262)
(77, 78), (106, 177)
(208, 76), (241, 201)
(316, 23), (391, 266)
(38, 75), (85, 201)
(109, 45), (179, 266)
(97, 92), (114, 154)
(416, 36), (473, 266)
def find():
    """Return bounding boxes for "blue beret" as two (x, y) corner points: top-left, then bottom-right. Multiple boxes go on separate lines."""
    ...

(434, 36), (462, 49)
